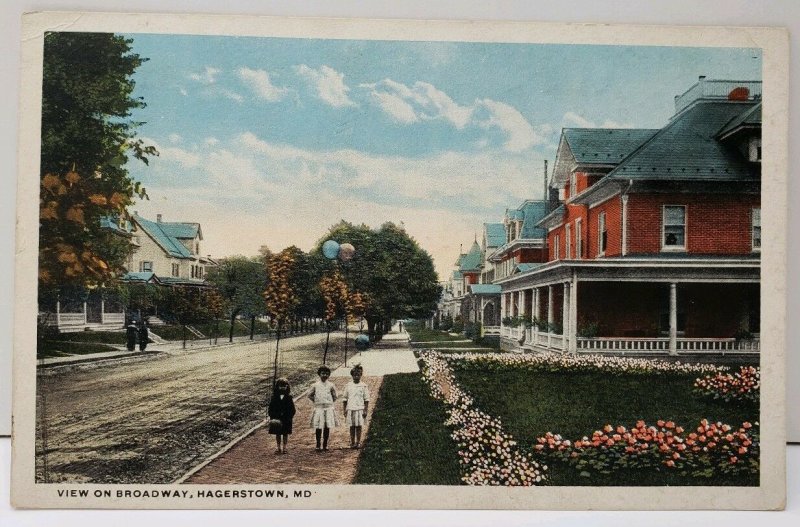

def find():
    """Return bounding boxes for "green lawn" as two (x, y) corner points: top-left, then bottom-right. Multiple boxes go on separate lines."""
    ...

(455, 365), (759, 486)
(354, 372), (462, 485)
(406, 326), (467, 343)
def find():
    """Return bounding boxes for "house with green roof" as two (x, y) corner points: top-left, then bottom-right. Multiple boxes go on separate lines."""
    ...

(496, 77), (761, 357)
(126, 212), (216, 287)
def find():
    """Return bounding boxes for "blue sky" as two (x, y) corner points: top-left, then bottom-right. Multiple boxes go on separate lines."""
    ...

(122, 34), (761, 279)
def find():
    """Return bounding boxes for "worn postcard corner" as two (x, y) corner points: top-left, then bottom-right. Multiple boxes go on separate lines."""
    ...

(12, 11), (788, 510)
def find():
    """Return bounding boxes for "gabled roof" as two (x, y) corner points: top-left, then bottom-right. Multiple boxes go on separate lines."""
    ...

(453, 253), (466, 267)
(459, 241), (482, 272)
(563, 128), (658, 165)
(606, 101), (759, 183)
(133, 214), (196, 259)
(451, 270), (463, 280)
(484, 223), (506, 248)
(121, 271), (160, 284)
(159, 222), (201, 240)
(505, 208), (524, 221)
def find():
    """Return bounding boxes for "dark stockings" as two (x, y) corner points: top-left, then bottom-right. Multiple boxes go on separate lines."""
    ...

(315, 428), (330, 450)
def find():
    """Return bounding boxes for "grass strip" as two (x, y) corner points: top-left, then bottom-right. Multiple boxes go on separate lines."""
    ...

(354, 372), (462, 485)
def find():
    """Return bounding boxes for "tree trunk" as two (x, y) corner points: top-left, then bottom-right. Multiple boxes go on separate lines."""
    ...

(366, 317), (377, 342)
(182, 324), (187, 349)
(250, 316), (256, 340)
(272, 326), (281, 389)
(323, 322), (331, 364)
(229, 308), (240, 343)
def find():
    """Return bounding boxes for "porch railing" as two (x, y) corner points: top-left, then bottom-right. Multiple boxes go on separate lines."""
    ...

(577, 337), (760, 354)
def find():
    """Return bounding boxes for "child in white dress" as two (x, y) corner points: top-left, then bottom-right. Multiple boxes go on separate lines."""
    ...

(342, 365), (370, 448)
(309, 365), (338, 451)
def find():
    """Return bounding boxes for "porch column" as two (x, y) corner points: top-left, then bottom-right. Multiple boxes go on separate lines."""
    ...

(669, 283), (678, 356)
(622, 194), (629, 257)
(562, 281), (570, 353)
(547, 285), (554, 349)
(569, 274), (579, 353)
(533, 288), (540, 341)
(518, 290), (524, 319)
(500, 292), (506, 322)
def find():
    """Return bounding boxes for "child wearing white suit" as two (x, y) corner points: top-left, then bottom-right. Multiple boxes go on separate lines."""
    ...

(309, 365), (339, 451)
(342, 365), (370, 448)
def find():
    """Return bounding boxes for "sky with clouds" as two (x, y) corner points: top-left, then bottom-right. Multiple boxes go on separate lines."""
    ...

(122, 34), (761, 279)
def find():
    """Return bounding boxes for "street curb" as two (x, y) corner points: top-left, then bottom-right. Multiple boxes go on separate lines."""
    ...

(36, 350), (162, 369)
(172, 384), (316, 485)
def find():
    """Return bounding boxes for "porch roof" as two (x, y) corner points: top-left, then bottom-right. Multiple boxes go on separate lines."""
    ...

(496, 255), (760, 289)
(468, 284), (501, 295)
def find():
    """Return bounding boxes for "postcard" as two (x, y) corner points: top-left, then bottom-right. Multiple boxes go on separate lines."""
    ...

(12, 11), (787, 509)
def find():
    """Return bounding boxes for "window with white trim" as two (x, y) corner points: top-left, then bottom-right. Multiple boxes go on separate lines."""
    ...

(171, 263), (180, 277)
(575, 218), (582, 259)
(598, 212), (607, 256)
(139, 261), (153, 273)
(663, 205), (686, 250)
(554, 234), (560, 260)
(752, 208), (761, 250)
(565, 223), (572, 259)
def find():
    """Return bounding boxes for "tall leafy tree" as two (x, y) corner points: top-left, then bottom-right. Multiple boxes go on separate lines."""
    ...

(39, 32), (156, 289)
(317, 221), (441, 341)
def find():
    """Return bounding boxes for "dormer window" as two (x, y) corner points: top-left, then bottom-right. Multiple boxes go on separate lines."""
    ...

(570, 172), (577, 199)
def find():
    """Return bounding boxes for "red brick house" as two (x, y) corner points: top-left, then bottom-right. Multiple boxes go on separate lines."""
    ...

(497, 77), (761, 356)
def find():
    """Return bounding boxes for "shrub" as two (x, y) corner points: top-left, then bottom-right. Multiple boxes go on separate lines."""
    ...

(694, 366), (760, 403)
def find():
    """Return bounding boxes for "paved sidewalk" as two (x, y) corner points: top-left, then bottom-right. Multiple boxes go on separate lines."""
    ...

(181, 325), (418, 484)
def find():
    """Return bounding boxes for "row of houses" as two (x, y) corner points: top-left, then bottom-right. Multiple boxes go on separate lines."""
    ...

(44, 212), (216, 332)
(437, 77), (761, 357)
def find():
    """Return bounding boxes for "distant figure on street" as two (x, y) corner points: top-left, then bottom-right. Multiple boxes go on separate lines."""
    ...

(267, 377), (296, 454)
(309, 365), (338, 451)
(138, 321), (149, 352)
(398, 321), (403, 333)
(125, 322), (138, 351)
(342, 365), (369, 449)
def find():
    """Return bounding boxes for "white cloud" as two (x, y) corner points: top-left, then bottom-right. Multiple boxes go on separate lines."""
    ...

(220, 89), (244, 103)
(135, 131), (544, 278)
(188, 66), (220, 85)
(179, 87), (188, 96)
(361, 79), (472, 128)
(204, 137), (219, 146)
(237, 67), (288, 102)
(293, 64), (356, 108)
(168, 133), (183, 144)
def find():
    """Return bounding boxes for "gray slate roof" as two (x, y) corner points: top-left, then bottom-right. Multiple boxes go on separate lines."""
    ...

(607, 101), (759, 183)
(563, 128), (658, 165)
(484, 223), (506, 248)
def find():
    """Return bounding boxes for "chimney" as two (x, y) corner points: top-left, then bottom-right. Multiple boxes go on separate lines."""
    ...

(156, 214), (162, 223)
(543, 159), (549, 211)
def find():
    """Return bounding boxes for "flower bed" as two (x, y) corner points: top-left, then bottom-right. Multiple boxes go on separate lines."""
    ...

(534, 418), (758, 479)
(418, 350), (546, 486)
(694, 366), (760, 403)
(447, 351), (724, 376)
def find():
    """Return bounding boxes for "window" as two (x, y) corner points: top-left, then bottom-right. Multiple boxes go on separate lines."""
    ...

(139, 261), (153, 273)
(663, 205), (686, 250)
(598, 212), (607, 256)
(575, 218), (582, 259)
(171, 263), (180, 277)
(554, 234), (560, 260)
(752, 208), (761, 250)
(565, 224), (572, 259)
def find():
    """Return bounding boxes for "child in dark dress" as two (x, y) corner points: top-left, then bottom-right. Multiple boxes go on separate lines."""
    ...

(267, 378), (296, 454)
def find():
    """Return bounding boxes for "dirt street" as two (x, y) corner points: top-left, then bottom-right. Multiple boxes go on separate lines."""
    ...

(35, 332), (348, 483)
